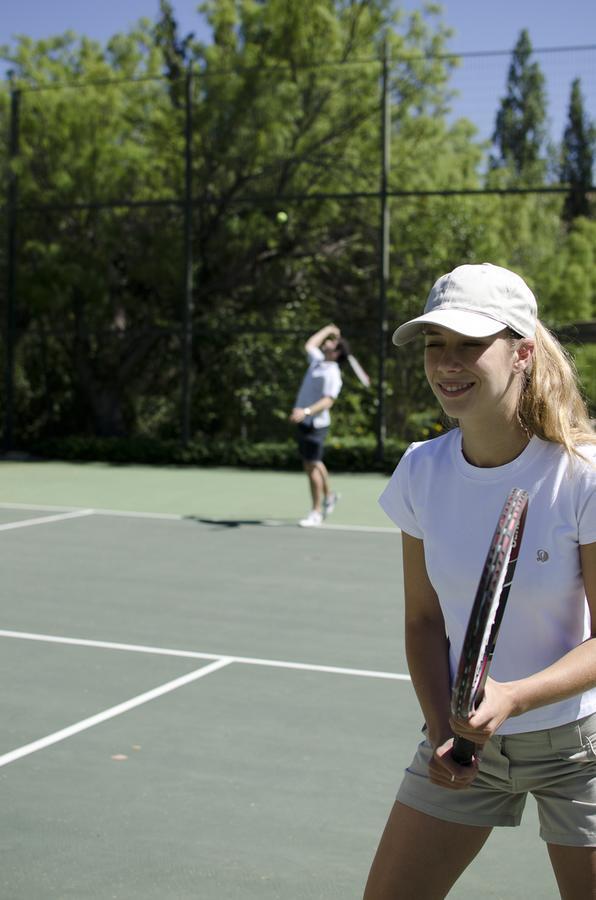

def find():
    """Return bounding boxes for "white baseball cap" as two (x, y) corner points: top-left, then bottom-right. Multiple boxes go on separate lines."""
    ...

(392, 263), (537, 346)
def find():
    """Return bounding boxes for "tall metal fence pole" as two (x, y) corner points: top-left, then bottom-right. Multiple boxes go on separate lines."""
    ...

(375, 41), (390, 461)
(181, 63), (194, 445)
(4, 78), (20, 453)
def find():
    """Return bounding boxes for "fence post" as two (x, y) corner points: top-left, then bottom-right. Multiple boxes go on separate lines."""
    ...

(181, 62), (194, 445)
(375, 39), (390, 462)
(4, 75), (20, 453)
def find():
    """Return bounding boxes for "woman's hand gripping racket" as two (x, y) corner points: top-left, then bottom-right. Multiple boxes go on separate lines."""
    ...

(450, 487), (529, 766)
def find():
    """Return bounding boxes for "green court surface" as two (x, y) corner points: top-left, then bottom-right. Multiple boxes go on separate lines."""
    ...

(0, 462), (560, 898)
(0, 459), (394, 527)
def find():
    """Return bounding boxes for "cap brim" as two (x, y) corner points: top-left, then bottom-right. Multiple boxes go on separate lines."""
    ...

(392, 309), (507, 346)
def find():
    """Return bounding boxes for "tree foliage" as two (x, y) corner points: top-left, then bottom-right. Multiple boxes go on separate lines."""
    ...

(560, 77), (596, 221)
(0, 5), (594, 453)
(1, 27), (183, 438)
(490, 29), (548, 182)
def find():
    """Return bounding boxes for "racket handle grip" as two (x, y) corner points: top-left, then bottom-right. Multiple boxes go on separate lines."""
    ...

(452, 736), (475, 766)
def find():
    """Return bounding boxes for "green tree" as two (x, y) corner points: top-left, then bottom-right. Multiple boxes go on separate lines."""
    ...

(4, 4), (578, 451)
(560, 77), (595, 221)
(153, 0), (194, 106)
(1, 3), (472, 444)
(538, 217), (596, 323)
(490, 29), (548, 182)
(0, 28), (184, 437)
(153, 0), (475, 441)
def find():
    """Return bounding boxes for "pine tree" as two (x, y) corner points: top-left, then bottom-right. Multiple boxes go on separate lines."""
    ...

(490, 29), (547, 180)
(561, 77), (595, 221)
(153, 0), (194, 107)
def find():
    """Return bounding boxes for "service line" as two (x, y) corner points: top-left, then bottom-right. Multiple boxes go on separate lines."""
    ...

(0, 508), (95, 531)
(0, 657), (232, 768)
(0, 629), (411, 682)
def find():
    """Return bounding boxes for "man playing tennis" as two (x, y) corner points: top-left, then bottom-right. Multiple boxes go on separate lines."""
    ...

(363, 263), (596, 899)
(289, 323), (349, 527)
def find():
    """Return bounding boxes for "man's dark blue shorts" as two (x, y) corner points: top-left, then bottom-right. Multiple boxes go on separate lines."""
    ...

(297, 423), (329, 463)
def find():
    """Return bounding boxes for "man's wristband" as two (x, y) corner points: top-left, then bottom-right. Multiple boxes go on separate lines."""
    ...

(304, 407), (312, 416)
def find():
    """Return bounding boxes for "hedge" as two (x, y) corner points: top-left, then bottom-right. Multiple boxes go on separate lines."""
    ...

(26, 434), (407, 474)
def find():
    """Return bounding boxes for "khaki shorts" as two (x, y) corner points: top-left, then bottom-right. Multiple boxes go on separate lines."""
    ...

(398, 712), (596, 847)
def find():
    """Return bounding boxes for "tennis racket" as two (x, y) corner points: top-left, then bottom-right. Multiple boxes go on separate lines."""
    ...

(347, 354), (371, 388)
(450, 487), (529, 766)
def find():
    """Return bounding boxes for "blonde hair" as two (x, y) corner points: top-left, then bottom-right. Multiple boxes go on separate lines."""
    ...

(517, 321), (596, 455)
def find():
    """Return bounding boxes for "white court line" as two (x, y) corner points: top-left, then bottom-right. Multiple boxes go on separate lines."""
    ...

(0, 508), (95, 531)
(0, 657), (232, 768)
(0, 502), (182, 521)
(0, 629), (411, 682)
(0, 502), (397, 532)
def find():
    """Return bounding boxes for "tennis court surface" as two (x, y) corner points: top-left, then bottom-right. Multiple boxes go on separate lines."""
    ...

(0, 461), (559, 898)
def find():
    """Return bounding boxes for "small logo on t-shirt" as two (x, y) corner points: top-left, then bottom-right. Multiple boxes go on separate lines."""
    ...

(536, 549), (549, 563)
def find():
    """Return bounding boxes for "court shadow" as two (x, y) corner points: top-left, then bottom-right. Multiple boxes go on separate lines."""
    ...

(185, 516), (287, 529)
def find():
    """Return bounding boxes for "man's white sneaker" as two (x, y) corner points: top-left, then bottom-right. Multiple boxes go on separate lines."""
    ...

(323, 491), (340, 518)
(299, 510), (323, 528)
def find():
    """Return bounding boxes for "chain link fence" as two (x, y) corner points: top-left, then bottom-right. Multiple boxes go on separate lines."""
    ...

(1, 43), (595, 459)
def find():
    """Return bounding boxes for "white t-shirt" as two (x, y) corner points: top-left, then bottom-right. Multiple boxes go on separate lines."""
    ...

(295, 348), (342, 428)
(379, 429), (596, 734)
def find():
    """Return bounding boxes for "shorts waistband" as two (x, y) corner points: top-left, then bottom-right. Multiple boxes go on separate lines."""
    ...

(496, 712), (596, 751)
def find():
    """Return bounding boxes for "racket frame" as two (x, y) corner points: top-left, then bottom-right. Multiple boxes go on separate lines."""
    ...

(347, 354), (371, 388)
(450, 487), (529, 766)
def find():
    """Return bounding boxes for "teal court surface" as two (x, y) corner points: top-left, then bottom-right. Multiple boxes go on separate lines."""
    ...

(0, 461), (560, 898)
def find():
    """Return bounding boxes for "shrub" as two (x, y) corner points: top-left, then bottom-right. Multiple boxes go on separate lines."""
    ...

(28, 433), (407, 473)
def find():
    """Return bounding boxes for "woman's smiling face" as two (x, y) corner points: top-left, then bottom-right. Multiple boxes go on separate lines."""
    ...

(422, 326), (525, 422)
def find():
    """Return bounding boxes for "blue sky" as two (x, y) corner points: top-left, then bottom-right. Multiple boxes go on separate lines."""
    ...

(1, 1), (595, 142)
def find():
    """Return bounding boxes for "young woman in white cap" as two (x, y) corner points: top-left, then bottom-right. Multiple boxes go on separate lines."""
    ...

(363, 263), (596, 899)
